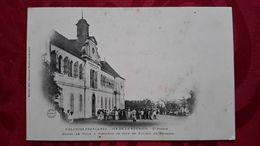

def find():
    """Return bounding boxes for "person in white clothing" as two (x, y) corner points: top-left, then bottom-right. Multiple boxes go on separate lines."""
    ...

(115, 110), (119, 120)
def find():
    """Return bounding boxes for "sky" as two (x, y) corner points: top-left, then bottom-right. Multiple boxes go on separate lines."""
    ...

(28, 8), (233, 101)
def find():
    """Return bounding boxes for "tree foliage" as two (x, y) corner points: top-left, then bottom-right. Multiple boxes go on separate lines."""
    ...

(125, 90), (196, 116)
(157, 90), (196, 116)
(42, 61), (62, 103)
(125, 98), (155, 110)
(186, 90), (196, 114)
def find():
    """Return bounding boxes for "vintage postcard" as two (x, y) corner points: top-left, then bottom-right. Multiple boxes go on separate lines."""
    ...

(26, 7), (235, 140)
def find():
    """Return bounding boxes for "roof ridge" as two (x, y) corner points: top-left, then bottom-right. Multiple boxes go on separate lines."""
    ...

(101, 61), (125, 80)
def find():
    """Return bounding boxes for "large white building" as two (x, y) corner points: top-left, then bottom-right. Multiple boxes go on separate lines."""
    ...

(46, 16), (125, 119)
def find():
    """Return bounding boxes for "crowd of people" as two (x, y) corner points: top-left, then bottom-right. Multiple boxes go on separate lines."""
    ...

(97, 108), (160, 122)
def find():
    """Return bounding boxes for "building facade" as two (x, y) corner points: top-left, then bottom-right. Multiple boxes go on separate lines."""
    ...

(46, 17), (125, 119)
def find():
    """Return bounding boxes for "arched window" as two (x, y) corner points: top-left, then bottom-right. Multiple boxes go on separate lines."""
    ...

(74, 62), (79, 78)
(69, 60), (73, 77)
(70, 94), (74, 113)
(58, 55), (62, 73)
(50, 51), (57, 71)
(79, 64), (83, 79)
(63, 57), (69, 75)
(79, 94), (83, 112)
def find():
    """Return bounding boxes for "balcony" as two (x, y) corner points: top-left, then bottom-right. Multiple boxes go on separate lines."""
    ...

(54, 72), (85, 87)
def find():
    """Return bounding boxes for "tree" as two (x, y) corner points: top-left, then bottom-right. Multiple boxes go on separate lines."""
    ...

(186, 90), (196, 114)
(42, 61), (62, 103)
(41, 60), (69, 121)
(125, 98), (155, 110)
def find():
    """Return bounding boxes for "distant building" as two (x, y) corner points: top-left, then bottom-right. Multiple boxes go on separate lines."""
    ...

(45, 16), (125, 119)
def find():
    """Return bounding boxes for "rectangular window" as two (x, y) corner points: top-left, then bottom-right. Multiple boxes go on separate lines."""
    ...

(94, 71), (97, 88)
(79, 95), (83, 112)
(90, 69), (97, 89)
(90, 69), (93, 88)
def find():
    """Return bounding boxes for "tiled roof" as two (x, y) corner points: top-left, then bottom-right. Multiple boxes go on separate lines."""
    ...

(101, 61), (125, 80)
(50, 30), (83, 60)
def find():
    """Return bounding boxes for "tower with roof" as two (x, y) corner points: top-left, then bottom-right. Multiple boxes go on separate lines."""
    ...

(76, 11), (89, 43)
(48, 12), (125, 120)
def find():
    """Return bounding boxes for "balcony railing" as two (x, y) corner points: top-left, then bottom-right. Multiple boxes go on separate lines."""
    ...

(54, 72), (84, 86)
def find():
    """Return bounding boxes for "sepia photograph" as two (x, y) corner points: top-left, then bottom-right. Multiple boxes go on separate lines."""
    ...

(26, 7), (235, 140)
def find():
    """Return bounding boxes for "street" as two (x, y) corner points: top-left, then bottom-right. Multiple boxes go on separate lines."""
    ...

(74, 115), (187, 128)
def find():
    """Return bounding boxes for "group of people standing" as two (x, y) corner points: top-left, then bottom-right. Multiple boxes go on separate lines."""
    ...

(97, 108), (159, 122)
